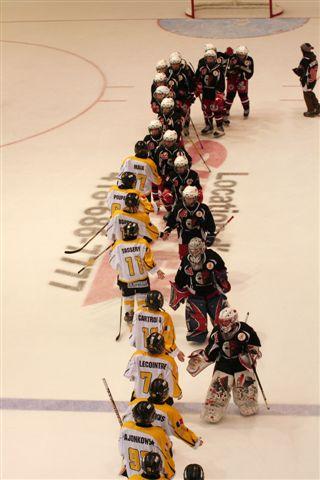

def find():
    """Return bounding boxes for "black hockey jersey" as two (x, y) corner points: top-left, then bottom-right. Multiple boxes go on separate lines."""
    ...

(175, 248), (229, 297)
(164, 201), (215, 245)
(143, 133), (163, 160)
(154, 145), (192, 179)
(205, 322), (261, 374)
(294, 51), (318, 89)
(158, 109), (184, 138)
(167, 62), (195, 101)
(163, 169), (202, 202)
(227, 55), (254, 81)
(195, 62), (225, 100)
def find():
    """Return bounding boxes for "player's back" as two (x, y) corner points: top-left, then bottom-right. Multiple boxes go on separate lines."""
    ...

(130, 307), (167, 351)
(110, 238), (150, 283)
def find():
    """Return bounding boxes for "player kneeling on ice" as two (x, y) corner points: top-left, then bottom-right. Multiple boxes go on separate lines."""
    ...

(130, 290), (185, 362)
(184, 464), (205, 480)
(187, 307), (262, 423)
(109, 222), (165, 325)
(130, 452), (167, 480)
(119, 401), (175, 478)
(124, 378), (203, 449)
(124, 332), (182, 401)
(170, 238), (230, 343)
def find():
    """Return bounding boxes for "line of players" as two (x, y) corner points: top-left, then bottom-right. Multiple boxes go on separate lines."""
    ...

(105, 49), (261, 479)
(149, 44), (254, 141)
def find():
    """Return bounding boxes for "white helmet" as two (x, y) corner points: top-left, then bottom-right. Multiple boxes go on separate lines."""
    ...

(188, 237), (206, 263)
(182, 185), (199, 200)
(204, 43), (217, 53)
(155, 85), (170, 96)
(163, 130), (177, 142)
(174, 155), (188, 170)
(219, 307), (238, 333)
(235, 45), (248, 56)
(161, 97), (175, 110)
(204, 49), (217, 59)
(153, 72), (167, 83)
(156, 59), (168, 72)
(148, 119), (162, 131)
(169, 52), (182, 65)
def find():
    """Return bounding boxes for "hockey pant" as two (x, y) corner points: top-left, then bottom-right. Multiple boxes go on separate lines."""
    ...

(303, 82), (319, 113)
(118, 279), (150, 319)
(185, 294), (228, 342)
(202, 368), (258, 423)
(201, 97), (224, 129)
(225, 78), (249, 115)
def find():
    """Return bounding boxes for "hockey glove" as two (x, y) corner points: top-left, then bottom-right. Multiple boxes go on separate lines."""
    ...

(187, 349), (212, 376)
(205, 233), (215, 246)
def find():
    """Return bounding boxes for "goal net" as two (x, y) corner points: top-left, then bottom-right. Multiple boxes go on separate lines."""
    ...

(186, 0), (284, 18)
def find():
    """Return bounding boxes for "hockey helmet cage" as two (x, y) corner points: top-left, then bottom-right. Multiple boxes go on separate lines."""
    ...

(122, 221), (139, 240)
(219, 307), (238, 333)
(235, 45), (248, 56)
(204, 49), (217, 59)
(161, 97), (175, 110)
(156, 59), (168, 72)
(174, 155), (189, 170)
(155, 85), (170, 96)
(183, 464), (205, 480)
(149, 378), (169, 403)
(188, 237), (206, 263)
(145, 290), (164, 310)
(120, 171), (137, 189)
(163, 130), (178, 142)
(154, 72), (167, 83)
(148, 119), (162, 132)
(146, 332), (165, 354)
(142, 452), (163, 476)
(182, 185), (199, 200)
(132, 401), (156, 426)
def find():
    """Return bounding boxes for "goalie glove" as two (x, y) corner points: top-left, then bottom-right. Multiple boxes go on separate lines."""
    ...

(187, 349), (212, 377)
(292, 67), (303, 77)
(169, 281), (193, 310)
(239, 346), (262, 371)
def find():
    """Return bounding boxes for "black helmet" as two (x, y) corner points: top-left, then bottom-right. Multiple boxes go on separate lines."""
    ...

(125, 192), (140, 210)
(135, 140), (148, 158)
(301, 42), (314, 53)
(145, 290), (164, 310)
(142, 452), (163, 476)
(122, 221), (139, 240)
(120, 172), (137, 189)
(146, 332), (165, 355)
(183, 464), (205, 480)
(149, 378), (169, 403)
(132, 401), (156, 427)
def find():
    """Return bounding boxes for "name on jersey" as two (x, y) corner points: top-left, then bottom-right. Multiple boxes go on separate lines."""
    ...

(121, 246), (141, 253)
(138, 314), (160, 324)
(139, 360), (167, 370)
(114, 194), (125, 200)
(134, 164), (144, 171)
(124, 433), (155, 445)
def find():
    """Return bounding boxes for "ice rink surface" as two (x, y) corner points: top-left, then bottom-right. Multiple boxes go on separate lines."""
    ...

(1, 1), (319, 479)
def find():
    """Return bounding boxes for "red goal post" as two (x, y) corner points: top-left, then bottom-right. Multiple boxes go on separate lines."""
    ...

(186, 0), (284, 18)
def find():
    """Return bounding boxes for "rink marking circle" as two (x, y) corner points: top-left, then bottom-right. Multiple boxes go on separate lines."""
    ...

(0, 39), (107, 148)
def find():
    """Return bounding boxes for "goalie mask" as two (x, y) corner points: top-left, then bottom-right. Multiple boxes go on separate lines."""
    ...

(219, 307), (238, 334)
(188, 238), (206, 267)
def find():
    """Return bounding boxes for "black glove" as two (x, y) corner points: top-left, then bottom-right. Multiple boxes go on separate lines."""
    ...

(292, 67), (303, 77)
(205, 234), (215, 246)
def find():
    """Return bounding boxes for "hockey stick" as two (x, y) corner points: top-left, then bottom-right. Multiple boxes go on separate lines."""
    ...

(247, 353), (270, 411)
(190, 117), (204, 149)
(244, 312), (250, 323)
(215, 215), (234, 236)
(188, 136), (211, 173)
(77, 243), (113, 274)
(115, 297), (123, 342)
(102, 378), (123, 426)
(64, 221), (109, 254)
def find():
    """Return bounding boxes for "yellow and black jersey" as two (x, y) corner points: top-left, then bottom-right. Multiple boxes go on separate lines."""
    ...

(124, 399), (199, 448)
(129, 307), (177, 355)
(107, 186), (153, 216)
(119, 155), (161, 196)
(109, 238), (158, 283)
(119, 421), (175, 479)
(105, 210), (159, 243)
(124, 350), (182, 399)
(129, 475), (167, 479)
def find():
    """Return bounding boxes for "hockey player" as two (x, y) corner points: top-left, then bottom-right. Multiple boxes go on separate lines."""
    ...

(187, 307), (262, 423)
(161, 156), (203, 212)
(130, 290), (185, 361)
(195, 49), (226, 138)
(105, 193), (159, 243)
(119, 141), (162, 199)
(124, 378), (203, 449)
(107, 172), (153, 216)
(170, 238), (230, 343)
(119, 401), (175, 478)
(130, 452), (167, 480)
(161, 186), (215, 258)
(124, 332), (182, 400)
(153, 130), (192, 179)
(144, 120), (164, 160)
(167, 52), (196, 136)
(184, 464), (205, 479)
(109, 222), (165, 323)
(293, 43), (319, 117)
(151, 86), (171, 114)
(158, 98), (184, 142)
(224, 45), (254, 120)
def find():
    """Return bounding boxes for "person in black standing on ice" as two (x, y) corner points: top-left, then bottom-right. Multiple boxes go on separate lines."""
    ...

(293, 43), (319, 117)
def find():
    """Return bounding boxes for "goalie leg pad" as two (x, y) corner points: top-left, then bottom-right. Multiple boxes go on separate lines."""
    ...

(233, 370), (258, 416)
(207, 294), (228, 327)
(201, 370), (233, 423)
(169, 281), (191, 310)
(186, 296), (208, 342)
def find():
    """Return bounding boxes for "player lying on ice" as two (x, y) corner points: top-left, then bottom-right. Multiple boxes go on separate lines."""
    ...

(187, 307), (262, 422)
